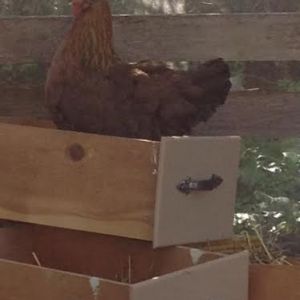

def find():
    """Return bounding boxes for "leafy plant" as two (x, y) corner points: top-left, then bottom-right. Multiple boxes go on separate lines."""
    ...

(0, 63), (45, 84)
(235, 138), (300, 237)
(277, 79), (300, 92)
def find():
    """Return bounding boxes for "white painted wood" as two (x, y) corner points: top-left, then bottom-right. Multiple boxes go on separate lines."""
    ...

(131, 251), (249, 300)
(154, 136), (241, 247)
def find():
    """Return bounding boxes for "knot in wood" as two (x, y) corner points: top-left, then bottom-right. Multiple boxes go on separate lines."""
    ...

(66, 143), (86, 162)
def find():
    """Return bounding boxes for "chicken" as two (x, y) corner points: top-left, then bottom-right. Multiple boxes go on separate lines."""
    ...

(45, 0), (231, 141)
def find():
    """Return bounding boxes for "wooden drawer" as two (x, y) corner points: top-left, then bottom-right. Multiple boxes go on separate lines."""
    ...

(0, 224), (249, 300)
(0, 123), (240, 247)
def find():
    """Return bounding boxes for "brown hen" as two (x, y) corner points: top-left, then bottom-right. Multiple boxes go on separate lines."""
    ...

(45, 0), (231, 141)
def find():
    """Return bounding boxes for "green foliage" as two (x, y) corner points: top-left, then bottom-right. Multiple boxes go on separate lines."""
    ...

(0, 63), (45, 84)
(277, 79), (300, 92)
(228, 61), (244, 76)
(0, 0), (68, 16)
(0, 0), (300, 16)
(235, 138), (300, 235)
(224, 0), (300, 12)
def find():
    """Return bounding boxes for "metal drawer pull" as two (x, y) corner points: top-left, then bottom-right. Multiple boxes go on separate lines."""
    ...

(176, 174), (223, 195)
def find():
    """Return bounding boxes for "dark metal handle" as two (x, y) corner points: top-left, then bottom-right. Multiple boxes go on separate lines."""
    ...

(176, 174), (223, 195)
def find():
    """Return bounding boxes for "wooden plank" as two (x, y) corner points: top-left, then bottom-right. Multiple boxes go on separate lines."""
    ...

(0, 223), (239, 285)
(0, 223), (188, 283)
(0, 259), (130, 300)
(1, 13), (300, 63)
(194, 90), (300, 137)
(0, 84), (48, 118)
(131, 251), (249, 300)
(0, 123), (158, 241)
(0, 224), (248, 300)
(154, 136), (240, 247)
(0, 116), (55, 128)
(0, 85), (299, 137)
(249, 264), (300, 300)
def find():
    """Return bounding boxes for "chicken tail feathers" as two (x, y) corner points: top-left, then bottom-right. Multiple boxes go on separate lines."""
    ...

(179, 58), (231, 123)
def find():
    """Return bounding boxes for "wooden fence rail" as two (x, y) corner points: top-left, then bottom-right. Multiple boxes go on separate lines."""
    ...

(0, 86), (299, 137)
(1, 13), (300, 63)
(0, 13), (299, 136)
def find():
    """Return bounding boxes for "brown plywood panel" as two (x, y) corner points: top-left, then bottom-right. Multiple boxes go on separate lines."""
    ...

(131, 251), (249, 300)
(32, 225), (163, 283)
(154, 136), (240, 247)
(0, 123), (158, 241)
(249, 264), (300, 300)
(0, 223), (225, 284)
(0, 225), (35, 264)
(0, 259), (130, 300)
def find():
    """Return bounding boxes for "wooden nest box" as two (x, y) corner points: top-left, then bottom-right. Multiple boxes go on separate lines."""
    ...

(0, 122), (249, 299)
(0, 223), (248, 300)
(0, 9), (254, 299)
(2, 7), (300, 299)
(0, 122), (240, 247)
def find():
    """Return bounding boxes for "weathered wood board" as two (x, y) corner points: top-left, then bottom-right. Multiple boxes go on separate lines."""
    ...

(0, 86), (299, 137)
(0, 123), (240, 246)
(194, 90), (300, 137)
(1, 13), (300, 63)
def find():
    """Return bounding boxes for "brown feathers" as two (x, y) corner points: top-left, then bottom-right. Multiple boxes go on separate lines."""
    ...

(62, 1), (118, 71)
(45, 0), (231, 141)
